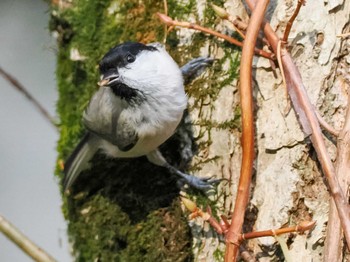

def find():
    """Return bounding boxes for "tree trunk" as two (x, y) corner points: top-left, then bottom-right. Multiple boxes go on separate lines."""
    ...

(51, 0), (350, 261)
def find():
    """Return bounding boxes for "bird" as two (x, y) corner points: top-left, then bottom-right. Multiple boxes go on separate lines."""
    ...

(63, 41), (219, 192)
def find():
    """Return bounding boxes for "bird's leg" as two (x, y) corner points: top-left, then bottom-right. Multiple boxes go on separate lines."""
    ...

(146, 150), (221, 192)
(145, 57), (220, 191)
(164, 163), (221, 191)
(177, 56), (215, 165)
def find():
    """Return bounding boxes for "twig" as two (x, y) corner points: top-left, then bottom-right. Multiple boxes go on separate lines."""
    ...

(162, 0), (168, 44)
(230, 22), (246, 40)
(337, 32), (350, 39)
(224, 0), (270, 261)
(182, 197), (315, 261)
(324, 91), (350, 260)
(324, 199), (344, 261)
(242, 221), (315, 262)
(315, 110), (340, 137)
(156, 13), (273, 60)
(276, 40), (292, 115)
(163, 0), (168, 15)
(211, 4), (247, 39)
(0, 66), (57, 129)
(0, 215), (57, 262)
(282, 0), (305, 42)
(245, 0), (350, 250)
(181, 197), (225, 234)
(240, 221), (315, 240)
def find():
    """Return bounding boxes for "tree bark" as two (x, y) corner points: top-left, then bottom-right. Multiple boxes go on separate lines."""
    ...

(51, 0), (350, 261)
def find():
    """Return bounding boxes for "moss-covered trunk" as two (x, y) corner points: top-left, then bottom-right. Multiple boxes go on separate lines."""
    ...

(51, 0), (237, 261)
(52, 0), (349, 261)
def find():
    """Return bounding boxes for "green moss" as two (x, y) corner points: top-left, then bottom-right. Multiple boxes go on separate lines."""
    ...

(68, 194), (191, 261)
(52, 0), (240, 260)
(213, 248), (225, 261)
(69, 194), (130, 261)
(121, 201), (192, 262)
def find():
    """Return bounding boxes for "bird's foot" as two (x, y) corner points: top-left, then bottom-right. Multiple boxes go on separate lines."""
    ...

(166, 164), (221, 192)
(180, 57), (215, 85)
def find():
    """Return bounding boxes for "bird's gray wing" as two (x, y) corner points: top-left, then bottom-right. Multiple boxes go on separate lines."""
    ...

(84, 111), (138, 152)
(113, 115), (138, 152)
(84, 114), (138, 152)
(83, 88), (138, 152)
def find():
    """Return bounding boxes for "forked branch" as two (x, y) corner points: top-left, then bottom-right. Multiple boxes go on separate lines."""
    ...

(225, 0), (270, 260)
(245, 0), (350, 249)
(324, 90), (350, 260)
(156, 13), (273, 59)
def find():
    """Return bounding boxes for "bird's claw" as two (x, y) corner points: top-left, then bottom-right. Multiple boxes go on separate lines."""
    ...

(176, 171), (222, 191)
(165, 163), (221, 192)
(181, 57), (215, 85)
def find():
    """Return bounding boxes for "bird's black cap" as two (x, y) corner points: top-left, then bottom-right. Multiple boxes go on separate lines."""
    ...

(99, 42), (157, 73)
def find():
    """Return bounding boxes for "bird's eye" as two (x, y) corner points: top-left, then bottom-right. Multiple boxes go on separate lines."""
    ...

(126, 54), (135, 63)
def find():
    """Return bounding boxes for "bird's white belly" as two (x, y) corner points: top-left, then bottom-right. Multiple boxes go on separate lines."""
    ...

(99, 116), (181, 158)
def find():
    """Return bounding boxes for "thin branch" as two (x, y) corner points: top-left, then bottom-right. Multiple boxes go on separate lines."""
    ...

(276, 40), (292, 115)
(245, 0), (350, 250)
(182, 197), (315, 257)
(163, 0), (168, 15)
(337, 32), (350, 39)
(0, 215), (57, 262)
(282, 0), (305, 42)
(162, 0), (168, 44)
(315, 110), (340, 137)
(156, 13), (273, 60)
(240, 221), (316, 240)
(211, 4), (247, 39)
(181, 197), (225, 234)
(0, 66), (58, 129)
(324, 91), (350, 260)
(225, 0), (270, 261)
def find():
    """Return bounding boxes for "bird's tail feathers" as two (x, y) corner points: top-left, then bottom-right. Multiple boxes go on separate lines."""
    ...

(63, 133), (99, 191)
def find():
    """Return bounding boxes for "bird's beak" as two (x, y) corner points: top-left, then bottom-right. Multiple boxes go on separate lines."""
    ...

(97, 78), (110, 87)
(97, 73), (119, 87)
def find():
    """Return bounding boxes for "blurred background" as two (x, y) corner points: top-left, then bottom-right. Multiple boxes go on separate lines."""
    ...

(0, 0), (71, 261)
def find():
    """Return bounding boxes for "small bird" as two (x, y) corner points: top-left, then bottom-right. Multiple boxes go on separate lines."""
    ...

(63, 42), (218, 192)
